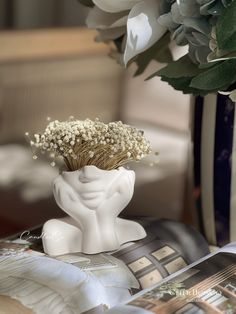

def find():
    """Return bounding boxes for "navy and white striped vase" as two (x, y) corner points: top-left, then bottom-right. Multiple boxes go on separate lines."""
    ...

(193, 93), (236, 247)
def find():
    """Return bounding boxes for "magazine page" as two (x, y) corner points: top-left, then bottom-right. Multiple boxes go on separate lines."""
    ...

(3, 219), (210, 291)
(0, 220), (210, 313)
(108, 219), (209, 291)
(105, 244), (236, 314)
(2, 217), (209, 294)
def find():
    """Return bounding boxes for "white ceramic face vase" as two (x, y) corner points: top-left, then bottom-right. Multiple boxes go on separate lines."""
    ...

(42, 165), (146, 255)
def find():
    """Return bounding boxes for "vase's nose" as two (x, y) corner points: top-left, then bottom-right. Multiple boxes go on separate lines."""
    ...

(79, 165), (102, 181)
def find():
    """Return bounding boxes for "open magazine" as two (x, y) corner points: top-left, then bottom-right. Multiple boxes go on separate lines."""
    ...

(0, 219), (211, 313)
(100, 244), (236, 314)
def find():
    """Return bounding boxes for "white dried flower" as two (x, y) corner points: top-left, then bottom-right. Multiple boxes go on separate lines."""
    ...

(127, 152), (131, 158)
(29, 118), (151, 171)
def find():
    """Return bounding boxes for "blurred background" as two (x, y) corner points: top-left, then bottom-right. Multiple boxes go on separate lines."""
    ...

(0, 0), (191, 238)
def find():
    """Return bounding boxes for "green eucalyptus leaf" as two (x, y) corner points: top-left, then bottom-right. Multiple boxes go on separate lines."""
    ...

(159, 76), (213, 96)
(149, 55), (236, 95)
(78, 0), (94, 7)
(153, 54), (201, 79)
(221, 33), (236, 52)
(198, 61), (222, 69)
(190, 59), (236, 90)
(216, 0), (236, 52)
(208, 48), (236, 62)
(161, 77), (199, 94)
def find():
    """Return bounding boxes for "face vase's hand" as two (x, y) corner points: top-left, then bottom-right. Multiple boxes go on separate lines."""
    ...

(97, 170), (135, 217)
(53, 176), (93, 230)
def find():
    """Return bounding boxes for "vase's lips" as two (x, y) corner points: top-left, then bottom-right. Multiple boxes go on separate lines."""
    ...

(79, 191), (103, 200)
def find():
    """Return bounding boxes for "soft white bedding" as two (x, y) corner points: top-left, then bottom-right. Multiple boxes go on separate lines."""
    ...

(0, 253), (138, 314)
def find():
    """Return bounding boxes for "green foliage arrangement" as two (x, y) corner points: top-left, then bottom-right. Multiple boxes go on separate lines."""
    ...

(78, 0), (236, 99)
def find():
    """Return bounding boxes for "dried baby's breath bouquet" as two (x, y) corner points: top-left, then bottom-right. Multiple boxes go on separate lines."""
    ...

(28, 118), (151, 171)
